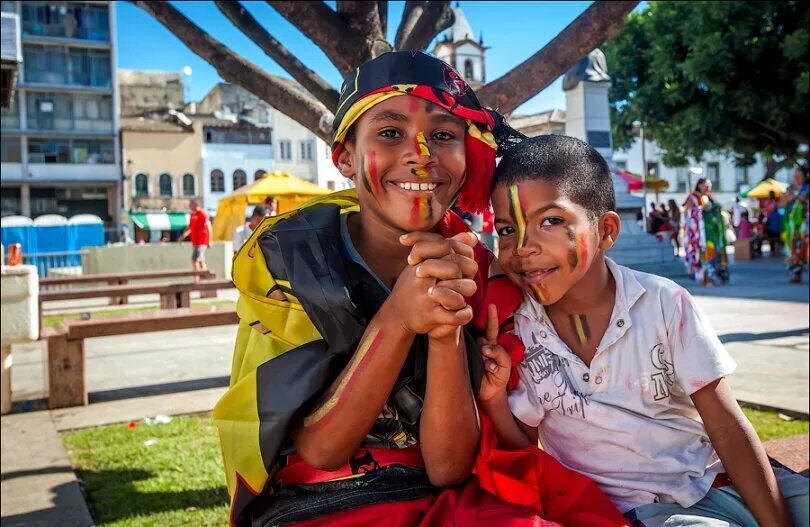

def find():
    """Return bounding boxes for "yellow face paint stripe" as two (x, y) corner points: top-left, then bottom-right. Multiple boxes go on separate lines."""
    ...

(573, 315), (587, 345)
(530, 283), (547, 303)
(509, 184), (526, 249)
(415, 131), (431, 157)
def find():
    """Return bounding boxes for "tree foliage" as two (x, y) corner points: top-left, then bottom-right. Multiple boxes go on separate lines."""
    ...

(605, 1), (809, 171)
(133, 1), (638, 142)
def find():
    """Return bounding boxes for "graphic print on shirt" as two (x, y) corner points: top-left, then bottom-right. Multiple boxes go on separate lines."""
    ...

(524, 333), (589, 419)
(649, 343), (675, 400)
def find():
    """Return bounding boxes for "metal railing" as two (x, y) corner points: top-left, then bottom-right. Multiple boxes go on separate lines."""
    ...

(3, 250), (87, 277)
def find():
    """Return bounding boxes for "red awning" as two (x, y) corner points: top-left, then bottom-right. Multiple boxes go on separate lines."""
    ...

(615, 169), (643, 191)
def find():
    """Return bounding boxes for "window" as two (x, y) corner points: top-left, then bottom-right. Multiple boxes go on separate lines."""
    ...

(233, 169), (247, 190)
(210, 169), (225, 192)
(464, 59), (474, 80)
(707, 162), (720, 189)
(27, 138), (112, 164)
(23, 44), (111, 87)
(134, 173), (149, 197)
(279, 140), (292, 161)
(158, 173), (173, 197)
(182, 174), (195, 197)
(647, 162), (660, 180)
(1, 137), (21, 162)
(254, 169), (266, 181)
(299, 141), (314, 161)
(615, 160), (627, 170)
(0, 92), (20, 129)
(22, 2), (110, 41)
(675, 167), (688, 192)
(203, 127), (272, 144)
(735, 166), (748, 191)
(26, 92), (110, 132)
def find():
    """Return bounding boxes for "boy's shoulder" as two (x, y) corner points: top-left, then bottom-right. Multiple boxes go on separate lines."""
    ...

(608, 259), (691, 322)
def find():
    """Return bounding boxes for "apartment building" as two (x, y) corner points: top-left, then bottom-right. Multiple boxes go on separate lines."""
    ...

(0, 0), (120, 230)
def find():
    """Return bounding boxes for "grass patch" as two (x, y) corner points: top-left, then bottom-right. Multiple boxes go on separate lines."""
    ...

(43, 300), (235, 328)
(741, 406), (809, 442)
(63, 409), (807, 526)
(62, 415), (229, 527)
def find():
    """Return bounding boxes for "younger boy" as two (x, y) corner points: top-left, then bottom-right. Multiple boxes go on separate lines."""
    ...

(478, 135), (809, 527)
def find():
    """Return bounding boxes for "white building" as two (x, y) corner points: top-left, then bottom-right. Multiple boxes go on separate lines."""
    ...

(0, 0), (121, 231)
(612, 140), (792, 207)
(432, 4), (487, 87)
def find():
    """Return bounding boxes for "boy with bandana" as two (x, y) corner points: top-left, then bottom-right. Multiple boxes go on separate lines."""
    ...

(213, 53), (627, 526)
(478, 135), (809, 527)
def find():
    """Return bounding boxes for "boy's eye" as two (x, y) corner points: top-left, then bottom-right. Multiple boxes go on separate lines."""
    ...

(496, 226), (515, 236)
(432, 130), (456, 141)
(540, 217), (565, 227)
(379, 129), (401, 139)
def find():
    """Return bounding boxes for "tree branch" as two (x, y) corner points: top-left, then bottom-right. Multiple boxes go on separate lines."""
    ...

(215, 0), (339, 112)
(477, 1), (639, 114)
(334, 1), (391, 59)
(377, 1), (388, 36)
(268, 1), (359, 76)
(395, 1), (425, 49)
(397, 1), (453, 52)
(132, 1), (332, 142)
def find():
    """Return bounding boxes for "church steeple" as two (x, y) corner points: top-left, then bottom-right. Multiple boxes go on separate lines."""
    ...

(431, 3), (488, 87)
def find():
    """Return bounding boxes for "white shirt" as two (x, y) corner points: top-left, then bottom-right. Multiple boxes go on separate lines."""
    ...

(508, 258), (737, 513)
(233, 222), (254, 249)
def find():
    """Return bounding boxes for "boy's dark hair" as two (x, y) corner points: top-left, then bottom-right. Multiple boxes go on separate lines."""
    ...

(492, 134), (615, 222)
(251, 205), (267, 218)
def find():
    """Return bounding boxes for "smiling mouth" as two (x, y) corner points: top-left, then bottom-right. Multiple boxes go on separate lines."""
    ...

(391, 181), (439, 192)
(522, 268), (558, 283)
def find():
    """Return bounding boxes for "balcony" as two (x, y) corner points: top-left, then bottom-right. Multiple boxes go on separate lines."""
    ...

(1, 12), (22, 108)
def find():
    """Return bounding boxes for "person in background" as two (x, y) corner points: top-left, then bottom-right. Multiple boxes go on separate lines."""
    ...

(765, 194), (784, 258)
(782, 165), (809, 283)
(667, 198), (681, 252)
(264, 195), (279, 217)
(731, 197), (749, 237)
(233, 205), (267, 249)
(683, 178), (729, 286)
(181, 198), (211, 275)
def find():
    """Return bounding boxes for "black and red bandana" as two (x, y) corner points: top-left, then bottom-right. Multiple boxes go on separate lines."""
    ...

(331, 51), (522, 213)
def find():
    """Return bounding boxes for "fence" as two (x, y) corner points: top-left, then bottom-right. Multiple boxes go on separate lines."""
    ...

(3, 250), (88, 277)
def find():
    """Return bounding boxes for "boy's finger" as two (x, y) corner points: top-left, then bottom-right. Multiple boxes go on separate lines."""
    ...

(433, 305), (474, 326)
(483, 356), (499, 373)
(407, 239), (456, 265)
(442, 253), (478, 278)
(400, 232), (447, 247)
(433, 278), (477, 298)
(416, 259), (463, 280)
(447, 238), (474, 260)
(450, 231), (480, 249)
(428, 286), (467, 311)
(485, 304), (499, 344)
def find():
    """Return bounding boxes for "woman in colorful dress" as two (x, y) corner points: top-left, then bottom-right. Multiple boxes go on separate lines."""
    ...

(782, 165), (809, 283)
(683, 178), (730, 285)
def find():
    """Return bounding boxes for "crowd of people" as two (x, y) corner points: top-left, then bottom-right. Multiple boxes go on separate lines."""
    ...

(210, 51), (808, 527)
(641, 166), (809, 286)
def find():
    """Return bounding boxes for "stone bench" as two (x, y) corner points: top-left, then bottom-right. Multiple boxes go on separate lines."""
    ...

(44, 306), (238, 409)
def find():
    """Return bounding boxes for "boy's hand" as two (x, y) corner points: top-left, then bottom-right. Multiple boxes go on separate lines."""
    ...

(478, 304), (511, 402)
(401, 232), (479, 279)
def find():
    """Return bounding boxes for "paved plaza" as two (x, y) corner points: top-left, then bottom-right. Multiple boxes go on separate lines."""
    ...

(2, 256), (808, 525)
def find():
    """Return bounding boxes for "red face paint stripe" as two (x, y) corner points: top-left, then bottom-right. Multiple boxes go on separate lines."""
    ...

(304, 329), (385, 430)
(368, 151), (381, 194)
(576, 232), (588, 270)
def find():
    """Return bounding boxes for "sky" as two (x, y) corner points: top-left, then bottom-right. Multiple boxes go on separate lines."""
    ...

(116, 1), (598, 115)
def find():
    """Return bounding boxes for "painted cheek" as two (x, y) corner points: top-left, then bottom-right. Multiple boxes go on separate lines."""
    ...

(358, 153), (372, 193)
(576, 232), (588, 270)
(367, 151), (381, 194)
(529, 283), (548, 303)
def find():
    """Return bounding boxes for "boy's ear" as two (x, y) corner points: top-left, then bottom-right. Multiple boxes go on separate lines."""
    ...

(598, 211), (621, 250)
(337, 142), (356, 181)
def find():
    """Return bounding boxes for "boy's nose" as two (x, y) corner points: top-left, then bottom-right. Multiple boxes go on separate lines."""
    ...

(514, 238), (540, 257)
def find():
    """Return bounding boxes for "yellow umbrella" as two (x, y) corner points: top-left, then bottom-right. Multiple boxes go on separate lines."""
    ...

(644, 177), (669, 202)
(743, 178), (788, 199)
(212, 170), (331, 241)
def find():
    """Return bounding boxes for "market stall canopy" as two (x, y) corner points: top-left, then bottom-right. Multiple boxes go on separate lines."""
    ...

(131, 212), (190, 231)
(614, 169), (643, 191)
(644, 177), (670, 191)
(741, 178), (788, 199)
(212, 170), (330, 241)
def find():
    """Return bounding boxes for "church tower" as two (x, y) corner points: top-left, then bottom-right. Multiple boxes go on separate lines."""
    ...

(432, 3), (488, 88)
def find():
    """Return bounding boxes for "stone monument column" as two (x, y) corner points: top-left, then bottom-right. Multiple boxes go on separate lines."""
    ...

(563, 50), (682, 276)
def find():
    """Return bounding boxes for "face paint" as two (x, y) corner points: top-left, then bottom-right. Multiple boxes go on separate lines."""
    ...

(304, 328), (385, 430)
(566, 227), (578, 271)
(358, 152), (372, 193)
(529, 283), (548, 303)
(367, 150), (381, 194)
(415, 131), (431, 158)
(509, 184), (527, 251)
(571, 314), (590, 346)
(576, 232), (588, 270)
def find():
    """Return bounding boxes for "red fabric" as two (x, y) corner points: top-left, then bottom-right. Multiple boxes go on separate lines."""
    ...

(474, 415), (629, 527)
(276, 447), (425, 487)
(482, 207), (494, 234)
(615, 169), (644, 191)
(288, 476), (560, 527)
(189, 209), (210, 246)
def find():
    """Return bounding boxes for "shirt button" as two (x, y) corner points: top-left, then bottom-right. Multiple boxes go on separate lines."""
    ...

(582, 373), (590, 382)
(617, 319), (625, 328)
(595, 376), (603, 384)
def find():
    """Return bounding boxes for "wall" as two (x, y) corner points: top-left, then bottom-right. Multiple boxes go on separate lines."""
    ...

(6, 163), (120, 183)
(122, 128), (202, 211)
(270, 109), (318, 182)
(202, 142), (274, 215)
(83, 241), (233, 279)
